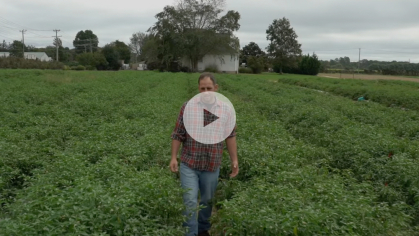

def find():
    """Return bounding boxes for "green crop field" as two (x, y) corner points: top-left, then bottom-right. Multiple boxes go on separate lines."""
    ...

(1, 70), (418, 235)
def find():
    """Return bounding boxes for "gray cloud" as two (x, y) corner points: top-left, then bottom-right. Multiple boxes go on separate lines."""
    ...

(2, 0), (419, 62)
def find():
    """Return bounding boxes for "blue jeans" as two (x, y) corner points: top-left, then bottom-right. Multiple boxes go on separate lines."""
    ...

(180, 162), (220, 236)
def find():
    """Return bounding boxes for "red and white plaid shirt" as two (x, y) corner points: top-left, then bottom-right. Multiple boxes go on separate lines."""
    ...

(171, 99), (236, 172)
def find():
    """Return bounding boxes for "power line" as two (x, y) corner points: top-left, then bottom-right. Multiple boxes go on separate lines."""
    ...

(27, 30), (51, 38)
(0, 30), (20, 37)
(0, 26), (21, 35)
(0, 16), (51, 31)
(0, 24), (20, 30)
(0, 34), (15, 40)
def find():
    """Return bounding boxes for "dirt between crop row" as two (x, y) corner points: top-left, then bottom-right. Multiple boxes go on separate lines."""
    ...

(318, 73), (419, 83)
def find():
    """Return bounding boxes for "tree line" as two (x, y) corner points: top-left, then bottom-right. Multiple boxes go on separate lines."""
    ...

(0, 30), (131, 70)
(128, 1), (321, 74)
(320, 57), (419, 76)
(1, 0), (322, 73)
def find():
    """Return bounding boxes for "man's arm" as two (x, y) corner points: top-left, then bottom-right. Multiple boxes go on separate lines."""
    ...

(171, 139), (182, 159)
(170, 103), (186, 173)
(226, 136), (239, 178)
(170, 140), (182, 173)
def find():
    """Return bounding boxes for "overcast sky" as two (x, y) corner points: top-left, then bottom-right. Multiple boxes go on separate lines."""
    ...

(2, 0), (419, 62)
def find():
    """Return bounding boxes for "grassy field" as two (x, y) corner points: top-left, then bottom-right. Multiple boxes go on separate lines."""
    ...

(318, 73), (419, 83)
(0, 70), (418, 235)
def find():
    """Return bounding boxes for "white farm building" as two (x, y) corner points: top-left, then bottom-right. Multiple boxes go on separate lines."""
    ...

(180, 53), (239, 73)
(0, 52), (52, 61)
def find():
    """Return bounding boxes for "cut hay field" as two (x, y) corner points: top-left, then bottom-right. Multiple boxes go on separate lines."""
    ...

(0, 70), (418, 235)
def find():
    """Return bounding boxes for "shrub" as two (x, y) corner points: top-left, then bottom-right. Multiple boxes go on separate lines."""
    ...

(71, 65), (85, 70)
(146, 61), (162, 71)
(76, 52), (108, 70)
(204, 64), (219, 73)
(299, 53), (321, 75)
(180, 66), (190, 72)
(85, 65), (96, 70)
(239, 67), (253, 74)
(101, 44), (121, 70)
(0, 57), (64, 70)
(247, 56), (264, 74)
(168, 61), (180, 72)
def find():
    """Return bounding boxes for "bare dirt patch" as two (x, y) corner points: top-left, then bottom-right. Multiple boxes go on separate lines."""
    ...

(318, 73), (419, 83)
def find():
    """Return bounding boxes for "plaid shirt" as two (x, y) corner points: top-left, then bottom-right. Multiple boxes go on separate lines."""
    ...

(171, 99), (236, 172)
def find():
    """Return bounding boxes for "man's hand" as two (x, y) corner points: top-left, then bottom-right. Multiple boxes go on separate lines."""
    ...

(230, 161), (239, 178)
(170, 140), (181, 173)
(170, 158), (179, 173)
(226, 137), (238, 178)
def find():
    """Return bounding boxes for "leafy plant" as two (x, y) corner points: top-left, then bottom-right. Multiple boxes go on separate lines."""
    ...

(238, 67), (252, 74)
(204, 64), (219, 73)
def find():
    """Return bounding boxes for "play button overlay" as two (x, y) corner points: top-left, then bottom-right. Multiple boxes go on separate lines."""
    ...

(183, 92), (236, 144)
(203, 109), (219, 127)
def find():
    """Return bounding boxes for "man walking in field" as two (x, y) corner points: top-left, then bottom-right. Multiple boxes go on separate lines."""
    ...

(170, 72), (239, 236)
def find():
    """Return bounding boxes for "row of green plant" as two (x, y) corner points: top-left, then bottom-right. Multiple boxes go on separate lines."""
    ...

(211, 74), (419, 233)
(0, 57), (64, 70)
(0, 70), (196, 235)
(206, 74), (418, 235)
(2, 70), (419, 235)
(278, 75), (419, 110)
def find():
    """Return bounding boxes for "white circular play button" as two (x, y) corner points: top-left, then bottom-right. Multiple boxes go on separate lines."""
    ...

(183, 92), (236, 144)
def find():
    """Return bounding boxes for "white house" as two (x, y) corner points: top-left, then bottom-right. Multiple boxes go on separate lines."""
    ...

(24, 52), (52, 61)
(0, 52), (52, 61)
(137, 61), (147, 70)
(180, 53), (239, 73)
(0, 52), (10, 58)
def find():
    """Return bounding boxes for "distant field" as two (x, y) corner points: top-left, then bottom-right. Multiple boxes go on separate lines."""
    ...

(318, 73), (419, 82)
(278, 73), (419, 111)
(1, 70), (418, 235)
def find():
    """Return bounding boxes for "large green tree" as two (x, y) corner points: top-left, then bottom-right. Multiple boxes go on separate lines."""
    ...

(240, 42), (265, 64)
(141, 34), (160, 63)
(9, 40), (27, 58)
(129, 31), (147, 63)
(102, 43), (120, 70)
(45, 38), (69, 62)
(100, 40), (131, 70)
(266, 17), (302, 74)
(149, 0), (241, 71)
(73, 30), (99, 54)
(45, 45), (70, 62)
(112, 40), (131, 64)
(0, 40), (8, 52)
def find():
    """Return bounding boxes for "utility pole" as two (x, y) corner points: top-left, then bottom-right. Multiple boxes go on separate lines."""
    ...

(20, 29), (27, 58)
(52, 29), (62, 61)
(358, 48), (361, 74)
